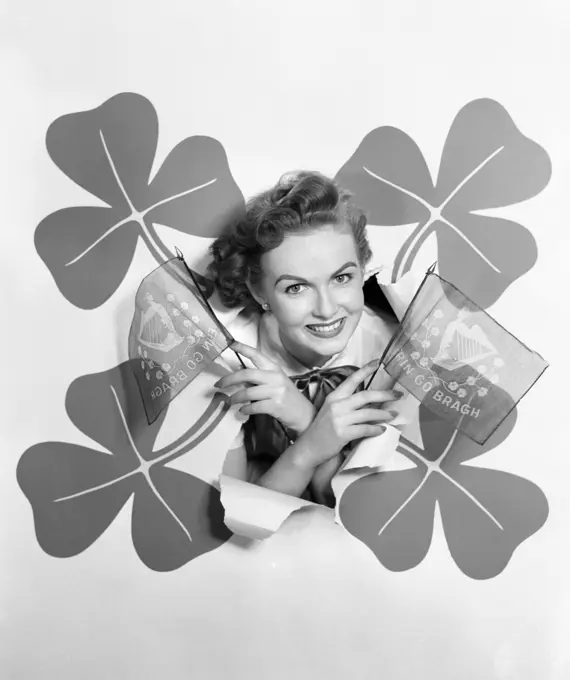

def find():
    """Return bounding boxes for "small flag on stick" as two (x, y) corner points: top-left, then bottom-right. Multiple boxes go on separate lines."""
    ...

(128, 255), (234, 424)
(376, 266), (548, 444)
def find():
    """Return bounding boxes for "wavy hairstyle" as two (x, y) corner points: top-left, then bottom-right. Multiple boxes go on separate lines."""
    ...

(208, 170), (372, 313)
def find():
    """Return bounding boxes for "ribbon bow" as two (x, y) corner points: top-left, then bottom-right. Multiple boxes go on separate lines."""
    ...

(291, 364), (361, 411)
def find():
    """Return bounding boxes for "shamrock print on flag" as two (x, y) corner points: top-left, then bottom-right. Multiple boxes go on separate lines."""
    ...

(338, 399), (549, 580)
(335, 98), (552, 309)
(17, 362), (232, 572)
(35, 92), (245, 309)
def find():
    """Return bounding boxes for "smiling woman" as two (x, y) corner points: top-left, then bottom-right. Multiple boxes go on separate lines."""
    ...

(208, 171), (401, 506)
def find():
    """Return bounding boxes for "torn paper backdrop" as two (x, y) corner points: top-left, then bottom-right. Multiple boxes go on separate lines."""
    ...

(375, 260), (436, 322)
(218, 385), (419, 541)
(219, 423), (406, 541)
(217, 361), (419, 542)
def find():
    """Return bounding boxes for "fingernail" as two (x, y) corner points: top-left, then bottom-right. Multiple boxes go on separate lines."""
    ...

(388, 410), (399, 418)
(369, 358), (380, 368)
(392, 390), (404, 399)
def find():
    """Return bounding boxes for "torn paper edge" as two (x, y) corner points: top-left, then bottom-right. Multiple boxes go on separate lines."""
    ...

(331, 424), (402, 507)
(375, 261), (439, 322)
(215, 269), (425, 543)
(216, 372), (418, 543)
(217, 413), (414, 543)
(218, 474), (321, 540)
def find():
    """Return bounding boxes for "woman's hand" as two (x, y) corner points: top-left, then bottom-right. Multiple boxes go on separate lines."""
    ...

(295, 360), (399, 469)
(214, 341), (316, 435)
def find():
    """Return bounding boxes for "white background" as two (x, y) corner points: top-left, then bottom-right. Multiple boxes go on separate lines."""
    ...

(1, 1), (569, 678)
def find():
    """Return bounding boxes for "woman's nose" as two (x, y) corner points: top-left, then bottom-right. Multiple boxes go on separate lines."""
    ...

(314, 289), (339, 319)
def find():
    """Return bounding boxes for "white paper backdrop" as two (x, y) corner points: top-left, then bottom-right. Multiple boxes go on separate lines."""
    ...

(1, 1), (568, 679)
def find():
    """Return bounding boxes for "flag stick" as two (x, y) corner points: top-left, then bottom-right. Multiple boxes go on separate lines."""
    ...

(363, 261), (438, 391)
(175, 247), (247, 370)
(175, 248), (296, 444)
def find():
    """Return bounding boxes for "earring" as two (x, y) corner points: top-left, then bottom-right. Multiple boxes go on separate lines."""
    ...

(262, 302), (270, 311)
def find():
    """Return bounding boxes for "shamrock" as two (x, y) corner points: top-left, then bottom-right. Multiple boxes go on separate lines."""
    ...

(17, 362), (231, 572)
(335, 98), (551, 308)
(35, 92), (245, 309)
(338, 393), (548, 580)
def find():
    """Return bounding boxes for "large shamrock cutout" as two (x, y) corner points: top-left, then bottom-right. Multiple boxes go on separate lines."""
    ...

(24, 94), (550, 579)
(338, 399), (548, 580)
(335, 98), (552, 308)
(17, 362), (231, 572)
(35, 92), (245, 309)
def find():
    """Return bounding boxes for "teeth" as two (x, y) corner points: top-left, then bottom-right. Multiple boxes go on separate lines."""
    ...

(307, 319), (343, 333)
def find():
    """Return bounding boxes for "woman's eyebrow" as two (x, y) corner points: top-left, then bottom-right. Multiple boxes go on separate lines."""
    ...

(274, 261), (357, 287)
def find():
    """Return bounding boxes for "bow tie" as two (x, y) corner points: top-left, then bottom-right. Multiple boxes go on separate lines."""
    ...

(291, 365), (361, 411)
(242, 365), (364, 466)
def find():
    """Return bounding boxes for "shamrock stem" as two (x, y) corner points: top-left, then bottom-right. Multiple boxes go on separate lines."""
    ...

(391, 215), (436, 283)
(138, 217), (175, 265)
(150, 392), (229, 463)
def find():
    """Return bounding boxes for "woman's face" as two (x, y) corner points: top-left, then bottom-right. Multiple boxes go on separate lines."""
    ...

(253, 224), (365, 367)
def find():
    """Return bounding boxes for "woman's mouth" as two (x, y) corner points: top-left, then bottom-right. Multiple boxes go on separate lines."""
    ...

(305, 317), (346, 338)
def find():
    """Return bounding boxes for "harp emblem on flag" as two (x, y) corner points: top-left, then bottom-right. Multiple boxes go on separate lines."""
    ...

(138, 294), (184, 353)
(433, 318), (499, 371)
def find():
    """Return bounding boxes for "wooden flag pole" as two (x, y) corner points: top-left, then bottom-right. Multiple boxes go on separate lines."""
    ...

(175, 247), (248, 370)
(363, 261), (439, 391)
(175, 247), (297, 446)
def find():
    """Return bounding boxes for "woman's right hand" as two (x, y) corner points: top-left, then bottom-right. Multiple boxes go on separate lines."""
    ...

(295, 360), (399, 470)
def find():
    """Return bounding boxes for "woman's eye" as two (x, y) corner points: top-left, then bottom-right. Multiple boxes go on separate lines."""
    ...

(285, 283), (305, 295)
(334, 273), (353, 284)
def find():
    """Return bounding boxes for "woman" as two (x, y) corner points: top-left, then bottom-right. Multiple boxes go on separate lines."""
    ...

(209, 170), (402, 507)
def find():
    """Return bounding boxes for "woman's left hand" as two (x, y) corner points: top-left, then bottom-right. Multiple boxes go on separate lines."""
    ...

(214, 341), (316, 436)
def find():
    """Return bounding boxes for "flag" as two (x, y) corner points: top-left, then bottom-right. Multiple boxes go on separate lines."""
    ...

(128, 256), (233, 424)
(379, 266), (549, 444)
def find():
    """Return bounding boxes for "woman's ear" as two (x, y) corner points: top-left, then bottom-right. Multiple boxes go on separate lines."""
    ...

(245, 279), (267, 308)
